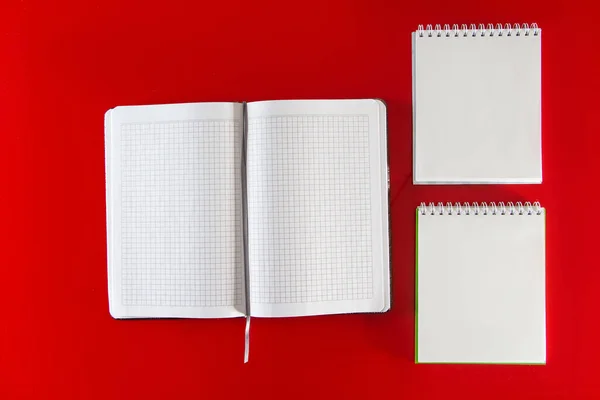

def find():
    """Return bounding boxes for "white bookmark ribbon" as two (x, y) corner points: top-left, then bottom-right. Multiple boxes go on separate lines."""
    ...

(244, 316), (251, 363)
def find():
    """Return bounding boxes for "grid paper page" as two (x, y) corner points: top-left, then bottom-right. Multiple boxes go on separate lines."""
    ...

(246, 100), (389, 317)
(106, 103), (245, 318)
(121, 120), (242, 307)
(248, 115), (373, 304)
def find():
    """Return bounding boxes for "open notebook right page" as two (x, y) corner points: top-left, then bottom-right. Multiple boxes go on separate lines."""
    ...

(246, 100), (390, 317)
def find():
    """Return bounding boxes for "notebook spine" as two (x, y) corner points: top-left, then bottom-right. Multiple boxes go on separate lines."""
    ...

(419, 202), (543, 216)
(416, 23), (540, 38)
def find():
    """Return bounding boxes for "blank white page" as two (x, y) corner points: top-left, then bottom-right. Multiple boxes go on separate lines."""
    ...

(105, 103), (245, 318)
(246, 100), (390, 317)
(413, 24), (542, 184)
(416, 202), (546, 364)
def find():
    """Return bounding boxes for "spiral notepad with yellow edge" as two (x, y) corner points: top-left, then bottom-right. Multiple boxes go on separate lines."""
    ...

(416, 201), (546, 364)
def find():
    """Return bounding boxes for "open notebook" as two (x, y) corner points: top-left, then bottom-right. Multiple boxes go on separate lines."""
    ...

(104, 100), (390, 356)
(416, 202), (546, 364)
(412, 23), (542, 184)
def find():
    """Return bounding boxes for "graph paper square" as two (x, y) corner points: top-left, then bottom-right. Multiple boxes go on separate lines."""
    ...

(119, 119), (243, 308)
(247, 114), (373, 305)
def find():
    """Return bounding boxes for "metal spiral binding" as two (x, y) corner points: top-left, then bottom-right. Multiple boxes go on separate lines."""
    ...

(416, 23), (540, 38)
(418, 202), (543, 216)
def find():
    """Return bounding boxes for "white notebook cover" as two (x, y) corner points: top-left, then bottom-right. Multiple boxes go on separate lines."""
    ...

(416, 202), (546, 364)
(412, 24), (542, 184)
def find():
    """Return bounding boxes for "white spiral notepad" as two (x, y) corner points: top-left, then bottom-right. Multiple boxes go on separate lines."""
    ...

(416, 202), (546, 364)
(412, 24), (542, 184)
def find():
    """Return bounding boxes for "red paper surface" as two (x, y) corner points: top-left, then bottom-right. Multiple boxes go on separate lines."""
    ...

(1, 0), (598, 398)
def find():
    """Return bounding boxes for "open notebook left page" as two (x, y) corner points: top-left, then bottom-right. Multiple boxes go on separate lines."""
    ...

(105, 103), (246, 318)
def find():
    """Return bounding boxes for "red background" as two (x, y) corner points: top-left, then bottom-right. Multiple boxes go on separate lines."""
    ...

(1, 0), (598, 398)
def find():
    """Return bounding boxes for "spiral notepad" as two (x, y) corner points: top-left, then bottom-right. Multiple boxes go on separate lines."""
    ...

(416, 202), (546, 364)
(412, 24), (542, 184)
